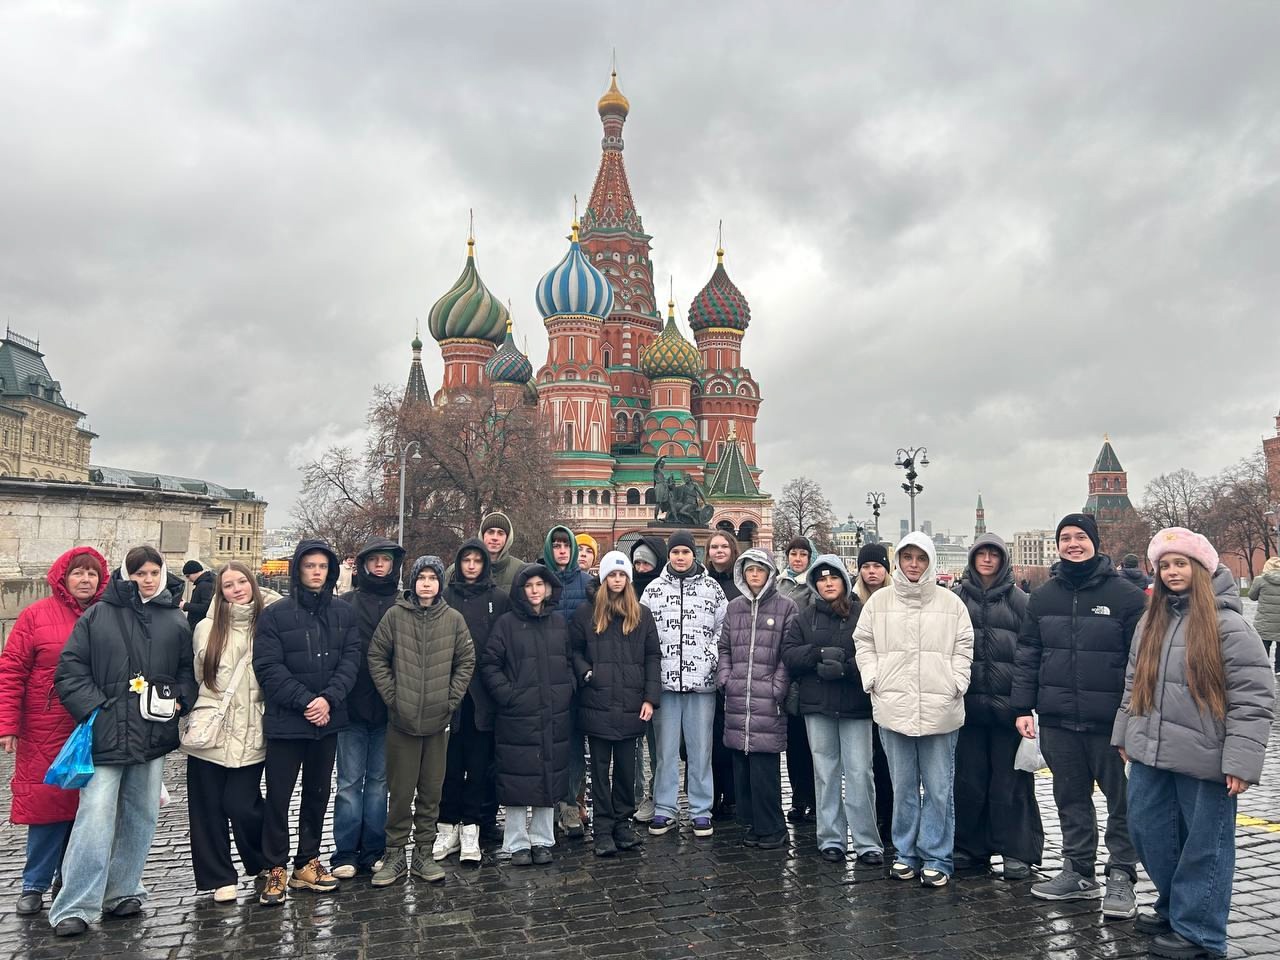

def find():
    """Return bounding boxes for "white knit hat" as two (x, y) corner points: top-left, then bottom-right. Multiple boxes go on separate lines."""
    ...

(598, 550), (633, 581)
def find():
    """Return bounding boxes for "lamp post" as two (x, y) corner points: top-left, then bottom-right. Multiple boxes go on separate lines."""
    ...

(866, 492), (886, 540)
(1267, 506), (1280, 558)
(388, 440), (422, 546)
(894, 447), (929, 532)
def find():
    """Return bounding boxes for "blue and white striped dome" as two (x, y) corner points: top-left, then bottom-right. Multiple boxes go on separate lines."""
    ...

(535, 222), (615, 320)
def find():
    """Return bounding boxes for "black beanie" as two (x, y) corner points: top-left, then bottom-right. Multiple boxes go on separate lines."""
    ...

(1056, 513), (1100, 550)
(856, 543), (890, 570)
(182, 560), (203, 576)
(1122, 553), (1140, 568)
(667, 530), (696, 552)
(784, 536), (811, 555)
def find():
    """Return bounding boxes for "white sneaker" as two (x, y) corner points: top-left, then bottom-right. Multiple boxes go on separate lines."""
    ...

(459, 824), (481, 864)
(432, 823), (461, 861)
(634, 797), (656, 822)
(330, 864), (357, 880)
(213, 884), (237, 903)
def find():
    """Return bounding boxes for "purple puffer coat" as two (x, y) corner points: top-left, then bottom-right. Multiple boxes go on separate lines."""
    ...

(716, 550), (798, 754)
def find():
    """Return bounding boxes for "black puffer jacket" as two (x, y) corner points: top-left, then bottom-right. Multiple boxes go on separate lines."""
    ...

(630, 535), (668, 595)
(708, 565), (742, 603)
(569, 597), (661, 740)
(186, 569), (216, 628)
(956, 535), (1028, 727)
(1011, 556), (1147, 733)
(55, 571), (198, 765)
(479, 564), (574, 807)
(346, 537), (405, 727)
(253, 539), (362, 740)
(444, 538), (511, 731)
(781, 557), (870, 719)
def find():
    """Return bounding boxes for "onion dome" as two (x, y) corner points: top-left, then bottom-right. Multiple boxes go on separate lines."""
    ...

(597, 70), (630, 118)
(484, 318), (533, 385)
(688, 246), (751, 333)
(640, 299), (702, 380)
(535, 220), (615, 320)
(428, 236), (510, 344)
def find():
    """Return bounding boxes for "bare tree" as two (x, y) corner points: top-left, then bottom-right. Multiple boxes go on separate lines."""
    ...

(1097, 509), (1154, 568)
(1203, 449), (1274, 577)
(775, 476), (837, 553)
(1141, 468), (1212, 531)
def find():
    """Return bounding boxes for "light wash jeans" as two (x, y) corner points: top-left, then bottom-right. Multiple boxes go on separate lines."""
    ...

(654, 691), (715, 821)
(804, 715), (882, 855)
(634, 721), (657, 799)
(879, 728), (959, 874)
(502, 806), (556, 853)
(332, 721), (388, 869)
(49, 758), (164, 927)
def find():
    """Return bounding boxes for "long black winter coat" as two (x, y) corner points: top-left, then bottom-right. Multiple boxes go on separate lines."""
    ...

(782, 585), (870, 720)
(569, 599), (661, 740)
(1011, 556), (1147, 733)
(444, 538), (511, 731)
(480, 564), (574, 806)
(186, 570), (216, 628)
(346, 537), (405, 727)
(55, 573), (198, 765)
(253, 539), (362, 740)
(957, 562), (1028, 727)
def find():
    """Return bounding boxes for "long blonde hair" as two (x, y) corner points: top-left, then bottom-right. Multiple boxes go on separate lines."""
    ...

(204, 561), (264, 693)
(592, 573), (642, 635)
(1130, 559), (1226, 721)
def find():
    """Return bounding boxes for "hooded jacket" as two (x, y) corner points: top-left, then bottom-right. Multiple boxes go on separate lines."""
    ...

(0, 547), (107, 823)
(716, 550), (797, 753)
(853, 532), (974, 737)
(1113, 565), (1276, 783)
(1247, 560), (1280, 643)
(345, 537), (406, 727)
(368, 556), (475, 738)
(1011, 554), (1147, 733)
(542, 525), (597, 622)
(479, 564), (575, 806)
(776, 535), (817, 608)
(444, 538), (512, 731)
(55, 558), (198, 765)
(956, 534), (1028, 727)
(1118, 565), (1151, 591)
(569, 587), (662, 741)
(641, 559), (728, 694)
(252, 539), (362, 740)
(630, 535), (669, 595)
(446, 511), (525, 593)
(781, 554), (871, 720)
(183, 588), (282, 768)
(185, 569), (217, 628)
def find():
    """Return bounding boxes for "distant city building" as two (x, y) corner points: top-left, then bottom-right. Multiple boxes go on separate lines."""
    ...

(1013, 529), (1058, 567)
(921, 519), (933, 537)
(833, 514), (874, 567)
(931, 532), (969, 575)
(900, 519), (909, 540)
(1082, 435), (1135, 521)
(0, 328), (97, 482)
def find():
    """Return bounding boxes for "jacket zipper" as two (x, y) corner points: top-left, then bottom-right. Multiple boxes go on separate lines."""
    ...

(744, 596), (758, 753)
(677, 578), (686, 693)
(1071, 592), (1080, 729)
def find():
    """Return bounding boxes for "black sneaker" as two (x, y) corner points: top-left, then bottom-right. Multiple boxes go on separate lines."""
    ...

(594, 835), (618, 858)
(16, 891), (42, 915)
(613, 822), (642, 850)
(1149, 931), (1215, 959)
(856, 850), (884, 866)
(1134, 911), (1172, 936)
(510, 849), (533, 866)
(821, 847), (845, 863)
(531, 846), (553, 865)
(756, 833), (787, 850)
(54, 917), (87, 937)
(106, 897), (141, 918)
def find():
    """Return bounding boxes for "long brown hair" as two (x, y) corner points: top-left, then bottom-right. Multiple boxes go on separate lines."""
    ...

(203, 561), (265, 693)
(593, 573), (642, 635)
(1129, 558), (1226, 721)
(706, 531), (739, 575)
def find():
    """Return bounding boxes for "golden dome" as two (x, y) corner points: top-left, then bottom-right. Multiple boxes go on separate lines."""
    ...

(597, 70), (630, 118)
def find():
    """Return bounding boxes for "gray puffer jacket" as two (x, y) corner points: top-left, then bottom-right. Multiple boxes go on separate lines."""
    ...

(1112, 565), (1275, 784)
(716, 550), (798, 754)
(1247, 566), (1280, 644)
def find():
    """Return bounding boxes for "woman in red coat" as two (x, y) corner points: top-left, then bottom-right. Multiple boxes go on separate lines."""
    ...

(0, 546), (107, 917)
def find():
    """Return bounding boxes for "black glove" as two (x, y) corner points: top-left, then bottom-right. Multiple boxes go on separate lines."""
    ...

(816, 660), (844, 681)
(819, 646), (847, 663)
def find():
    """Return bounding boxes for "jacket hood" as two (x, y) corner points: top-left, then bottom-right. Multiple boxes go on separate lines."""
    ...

(1261, 566), (1280, 586)
(291, 538), (340, 597)
(117, 553), (172, 605)
(478, 511), (516, 563)
(509, 562), (563, 618)
(805, 553), (854, 598)
(47, 546), (108, 614)
(449, 537), (494, 588)
(892, 531), (937, 594)
(630, 534), (668, 568)
(407, 555), (446, 606)
(1211, 564), (1244, 614)
(542, 525), (579, 573)
(355, 537), (406, 594)
(964, 533), (1012, 586)
(778, 536), (818, 582)
(221, 586), (282, 628)
(733, 548), (779, 601)
(103, 566), (179, 609)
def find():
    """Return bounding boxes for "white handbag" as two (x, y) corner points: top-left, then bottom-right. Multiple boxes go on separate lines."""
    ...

(180, 654), (251, 749)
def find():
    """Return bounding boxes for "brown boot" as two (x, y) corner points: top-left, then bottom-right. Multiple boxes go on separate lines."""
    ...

(288, 858), (339, 892)
(258, 867), (288, 906)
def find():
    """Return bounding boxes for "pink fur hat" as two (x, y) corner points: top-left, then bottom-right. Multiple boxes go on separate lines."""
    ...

(1148, 527), (1219, 573)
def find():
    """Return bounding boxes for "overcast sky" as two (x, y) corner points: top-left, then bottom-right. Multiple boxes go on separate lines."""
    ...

(4, 2), (1278, 539)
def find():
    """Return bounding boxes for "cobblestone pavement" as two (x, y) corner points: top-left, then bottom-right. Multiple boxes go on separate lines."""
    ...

(0, 717), (1277, 960)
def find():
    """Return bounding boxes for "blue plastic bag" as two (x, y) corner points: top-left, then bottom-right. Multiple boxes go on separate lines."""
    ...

(44, 707), (98, 790)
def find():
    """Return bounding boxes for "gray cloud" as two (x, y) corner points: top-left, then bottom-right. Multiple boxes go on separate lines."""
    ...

(2, 1), (1278, 540)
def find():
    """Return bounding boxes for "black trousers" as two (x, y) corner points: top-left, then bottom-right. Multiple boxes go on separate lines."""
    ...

(439, 696), (494, 827)
(587, 735), (637, 836)
(262, 736), (338, 869)
(732, 750), (785, 840)
(1040, 726), (1137, 879)
(785, 714), (815, 810)
(953, 723), (1044, 865)
(711, 692), (736, 809)
(872, 723), (895, 842)
(186, 756), (267, 889)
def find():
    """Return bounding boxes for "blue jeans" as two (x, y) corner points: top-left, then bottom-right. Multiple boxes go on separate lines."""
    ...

(805, 715), (882, 855)
(654, 691), (715, 820)
(23, 821), (72, 892)
(49, 758), (164, 927)
(879, 728), (959, 874)
(332, 721), (387, 869)
(502, 806), (555, 853)
(1128, 762), (1235, 957)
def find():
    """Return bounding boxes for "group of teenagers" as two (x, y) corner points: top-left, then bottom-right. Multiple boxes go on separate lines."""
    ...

(0, 508), (1274, 960)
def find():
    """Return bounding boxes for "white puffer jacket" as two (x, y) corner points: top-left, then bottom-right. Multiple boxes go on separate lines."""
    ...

(853, 534), (974, 737)
(641, 562), (728, 694)
(182, 590), (280, 768)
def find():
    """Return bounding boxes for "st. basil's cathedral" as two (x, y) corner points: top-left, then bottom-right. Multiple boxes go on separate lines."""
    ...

(405, 71), (774, 554)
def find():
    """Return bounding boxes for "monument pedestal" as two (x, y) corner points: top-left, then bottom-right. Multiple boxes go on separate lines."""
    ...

(645, 522), (716, 559)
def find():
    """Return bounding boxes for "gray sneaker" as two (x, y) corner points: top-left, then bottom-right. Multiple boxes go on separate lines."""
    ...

(633, 797), (656, 822)
(371, 847), (408, 887)
(1031, 868), (1102, 901)
(559, 802), (584, 839)
(411, 848), (446, 883)
(1101, 870), (1137, 919)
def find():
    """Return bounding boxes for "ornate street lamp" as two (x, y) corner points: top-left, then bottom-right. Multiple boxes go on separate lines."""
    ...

(894, 447), (929, 532)
(865, 492), (886, 540)
(387, 440), (422, 546)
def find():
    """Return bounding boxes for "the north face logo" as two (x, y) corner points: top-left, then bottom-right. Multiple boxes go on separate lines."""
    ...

(1092, 605), (1111, 616)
